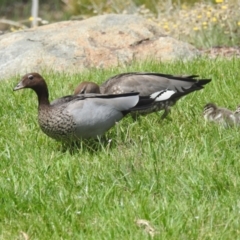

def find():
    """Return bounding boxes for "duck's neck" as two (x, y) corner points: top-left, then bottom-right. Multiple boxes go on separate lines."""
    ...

(32, 81), (50, 107)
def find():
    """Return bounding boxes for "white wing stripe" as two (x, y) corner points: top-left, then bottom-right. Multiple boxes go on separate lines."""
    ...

(150, 90), (175, 101)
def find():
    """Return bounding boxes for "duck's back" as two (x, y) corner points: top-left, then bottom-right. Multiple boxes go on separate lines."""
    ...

(100, 72), (206, 96)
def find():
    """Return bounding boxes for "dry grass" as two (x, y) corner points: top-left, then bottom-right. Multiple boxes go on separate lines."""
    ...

(151, 0), (240, 47)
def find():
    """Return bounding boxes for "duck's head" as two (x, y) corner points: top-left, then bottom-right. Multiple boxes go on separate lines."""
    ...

(74, 81), (100, 95)
(13, 73), (46, 92)
(203, 103), (217, 117)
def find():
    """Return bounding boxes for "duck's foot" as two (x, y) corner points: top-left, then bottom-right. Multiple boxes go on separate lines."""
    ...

(130, 112), (141, 121)
(59, 141), (82, 153)
(161, 107), (171, 120)
(60, 136), (114, 154)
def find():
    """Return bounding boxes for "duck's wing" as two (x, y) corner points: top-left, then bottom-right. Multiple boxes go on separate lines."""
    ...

(62, 92), (140, 138)
(100, 72), (211, 98)
(66, 92), (141, 113)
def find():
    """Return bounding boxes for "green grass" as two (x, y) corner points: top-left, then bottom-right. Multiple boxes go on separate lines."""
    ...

(1, 58), (240, 239)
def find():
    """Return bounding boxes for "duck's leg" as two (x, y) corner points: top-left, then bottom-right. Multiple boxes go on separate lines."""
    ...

(59, 140), (81, 153)
(130, 112), (140, 121)
(161, 106), (171, 119)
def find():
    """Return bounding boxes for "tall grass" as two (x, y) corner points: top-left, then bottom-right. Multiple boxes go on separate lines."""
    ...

(1, 58), (240, 239)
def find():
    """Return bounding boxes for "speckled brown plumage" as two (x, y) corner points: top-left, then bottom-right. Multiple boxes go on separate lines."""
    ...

(38, 105), (76, 141)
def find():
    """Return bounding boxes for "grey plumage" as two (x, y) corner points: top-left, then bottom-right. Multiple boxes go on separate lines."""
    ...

(74, 72), (211, 118)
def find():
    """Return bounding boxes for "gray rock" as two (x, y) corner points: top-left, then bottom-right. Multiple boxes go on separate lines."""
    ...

(0, 14), (200, 80)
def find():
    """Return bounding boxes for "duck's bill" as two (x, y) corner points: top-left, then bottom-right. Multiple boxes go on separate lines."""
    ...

(13, 81), (24, 91)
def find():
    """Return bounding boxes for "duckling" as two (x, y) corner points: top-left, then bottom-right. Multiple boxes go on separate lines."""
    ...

(73, 73), (211, 118)
(203, 103), (237, 127)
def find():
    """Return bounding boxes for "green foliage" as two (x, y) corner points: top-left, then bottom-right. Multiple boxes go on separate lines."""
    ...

(1, 58), (240, 238)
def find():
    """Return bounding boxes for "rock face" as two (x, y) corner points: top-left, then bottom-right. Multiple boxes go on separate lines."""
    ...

(0, 14), (200, 80)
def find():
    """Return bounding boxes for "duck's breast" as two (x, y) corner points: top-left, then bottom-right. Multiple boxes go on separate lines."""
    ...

(38, 106), (76, 140)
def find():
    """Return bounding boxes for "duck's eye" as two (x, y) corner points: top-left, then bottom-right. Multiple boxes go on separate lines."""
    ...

(28, 75), (34, 80)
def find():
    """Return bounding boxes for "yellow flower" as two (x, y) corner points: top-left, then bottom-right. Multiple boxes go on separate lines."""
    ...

(215, 0), (223, 3)
(207, 12), (211, 17)
(211, 17), (217, 22)
(193, 27), (199, 31)
(203, 26), (208, 29)
(10, 26), (17, 32)
(182, 4), (188, 10)
(221, 5), (227, 9)
(29, 16), (34, 21)
(238, 22), (240, 26)
(163, 25), (169, 30)
(197, 15), (202, 19)
(202, 22), (207, 26)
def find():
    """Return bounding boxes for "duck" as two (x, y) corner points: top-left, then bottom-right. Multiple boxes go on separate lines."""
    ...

(13, 73), (159, 142)
(73, 72), (211, 118)
(203, 103), (237, 127)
